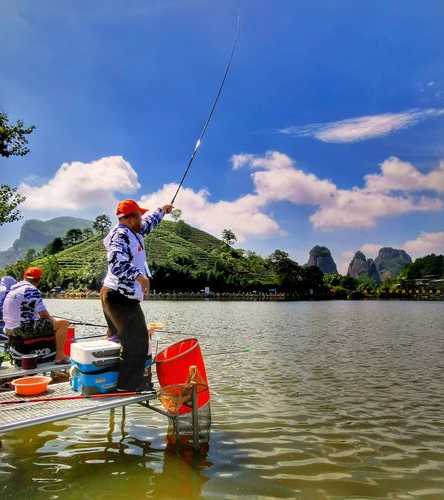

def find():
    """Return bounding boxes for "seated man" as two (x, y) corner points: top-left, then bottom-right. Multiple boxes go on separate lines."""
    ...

(0, 275), (17, 337)
(3, 266), (69, 364)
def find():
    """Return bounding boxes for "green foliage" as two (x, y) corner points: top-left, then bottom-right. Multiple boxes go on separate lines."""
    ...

(356, 274), (377, 293)
(0, 111), (35, 157)
(13, 221), (341, 297)
(330, 285), (348, 299)
(171, 208), (182, 222)
(341, 275), (358, 290)
(93, 214), (112, 237)
(24, 248), (37, 262)
(175, 220), (193, 240)
(222, 228), (237, 246)
(44, 237), (65, 255)
(3, 259), (28, 281)
(402, 254), (444, 279)
(82, 228), (94, 239)
(268, 251), (326, 296)
(39, 257), (63, 291)
(64, 228), (84, 246)
(323, 273), (358, 291)
(323, 273), (369, 298)
(323, 273), (341, 287)
(0, 184), (26, 226)
(268, 249), (290, 267)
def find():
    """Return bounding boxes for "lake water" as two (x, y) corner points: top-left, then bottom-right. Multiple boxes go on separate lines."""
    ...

(1, 300), (444, 499)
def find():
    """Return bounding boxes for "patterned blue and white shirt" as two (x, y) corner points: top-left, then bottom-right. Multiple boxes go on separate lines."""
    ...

(3, 280), (48, 330)
(103, 208), (164, 301)
(0, 276), (17, 330)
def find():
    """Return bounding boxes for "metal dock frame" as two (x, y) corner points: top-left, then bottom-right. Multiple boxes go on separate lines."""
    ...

(0, 383), (159, 434)
(0, 382), (203, 451)
(141, 383), (201, 451)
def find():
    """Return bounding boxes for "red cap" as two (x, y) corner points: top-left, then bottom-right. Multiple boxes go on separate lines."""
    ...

(116, 199), (148, 218)
(24, 266), (43, 280)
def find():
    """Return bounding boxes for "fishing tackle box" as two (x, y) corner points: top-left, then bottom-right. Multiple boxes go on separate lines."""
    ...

(70, 340), (120, 395)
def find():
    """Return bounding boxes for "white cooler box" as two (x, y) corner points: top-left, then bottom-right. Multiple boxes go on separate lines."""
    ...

(70, 340), (121, 395)
(70, 340), (121, 373)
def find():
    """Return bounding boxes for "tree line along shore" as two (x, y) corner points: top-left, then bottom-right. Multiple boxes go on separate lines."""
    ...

(2, 215), (443, 301)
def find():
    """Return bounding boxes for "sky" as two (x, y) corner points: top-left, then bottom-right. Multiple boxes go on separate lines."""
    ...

(1, 0), (444, 273)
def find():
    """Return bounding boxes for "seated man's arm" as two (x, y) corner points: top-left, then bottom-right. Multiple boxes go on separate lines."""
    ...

(38, 309), (52, 320)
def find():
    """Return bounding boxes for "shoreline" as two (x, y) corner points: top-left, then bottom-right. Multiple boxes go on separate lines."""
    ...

(45, 292), (444, 301)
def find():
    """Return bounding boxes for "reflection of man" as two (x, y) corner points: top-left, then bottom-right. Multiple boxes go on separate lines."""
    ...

(101, 199), (173, 391)
(3, 267), (70, 363)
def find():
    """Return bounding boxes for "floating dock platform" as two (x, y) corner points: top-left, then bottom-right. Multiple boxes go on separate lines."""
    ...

(0, 382), (157, 434)
(0, 365), (205, 450)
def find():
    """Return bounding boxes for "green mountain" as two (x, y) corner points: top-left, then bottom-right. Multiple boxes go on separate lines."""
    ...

(0, 217), (93, 268)
(31, 220), (221, 273)
(30, 220), (277, 290)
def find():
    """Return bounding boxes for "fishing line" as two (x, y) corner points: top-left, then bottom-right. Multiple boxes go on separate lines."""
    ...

(170, 13), (240, 204)
(148, 11), (240, 275)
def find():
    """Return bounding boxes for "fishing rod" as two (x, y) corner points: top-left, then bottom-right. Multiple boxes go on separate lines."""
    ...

(170, 13), (240, 204)
(53, 316), (187, 336)
(54, 317), (108, 328)
(0, 390), (152, 406)
(77, 330), (188, 341)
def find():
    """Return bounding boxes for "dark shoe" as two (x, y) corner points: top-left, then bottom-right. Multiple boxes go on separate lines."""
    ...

(55, 357), (70, 365)
(116, 382), (154, 393)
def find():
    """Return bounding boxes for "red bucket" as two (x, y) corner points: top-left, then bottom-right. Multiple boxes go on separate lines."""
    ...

(155, 338), (210, 414)
(64, 326), (75, 357)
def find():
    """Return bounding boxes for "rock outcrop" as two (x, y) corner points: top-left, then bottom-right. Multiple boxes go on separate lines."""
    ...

(374, 247), (412, 281)
(347, 247), (411, 282)
(306, 246), (337, 274)
(347, 251), (380, 282)
(347, 251), (369, 278)
(367, 258), (380, 282)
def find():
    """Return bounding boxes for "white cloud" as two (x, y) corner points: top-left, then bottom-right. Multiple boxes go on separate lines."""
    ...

(365, 157), (444, 193)
(310, 189), (442, 230)
(139, 183), (281, 243)
(19, 156), (140, 212)
(232, 151), (336, 205)
(233, 151), (444, 230)
(280, 108), (444, 143)
(16, 151), (444, 240)
(403, 231), (444, 258)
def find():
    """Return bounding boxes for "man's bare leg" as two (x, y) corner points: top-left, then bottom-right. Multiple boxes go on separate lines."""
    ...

(53, 319), (69, 362)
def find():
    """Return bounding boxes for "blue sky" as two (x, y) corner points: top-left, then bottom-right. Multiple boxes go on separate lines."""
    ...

(1, 0), (444, 271)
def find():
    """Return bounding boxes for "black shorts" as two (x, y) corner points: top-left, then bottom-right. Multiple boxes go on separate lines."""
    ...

(6, 318), (54, 339)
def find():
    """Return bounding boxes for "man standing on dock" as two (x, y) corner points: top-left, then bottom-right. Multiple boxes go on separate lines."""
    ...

(101, 199), (173, 392)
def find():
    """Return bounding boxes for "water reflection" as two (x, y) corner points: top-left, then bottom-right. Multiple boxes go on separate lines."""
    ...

(1, 300), (444, 498)
(0, 405), (212, 499)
